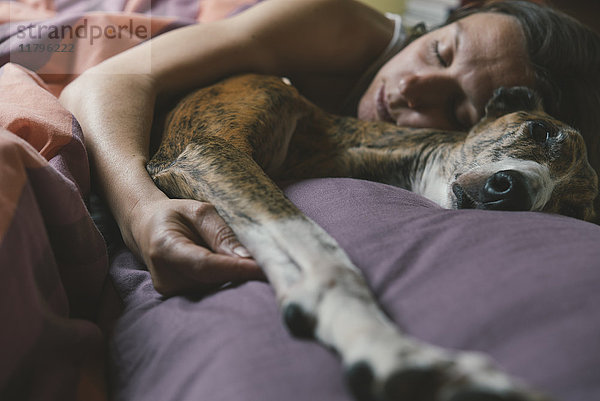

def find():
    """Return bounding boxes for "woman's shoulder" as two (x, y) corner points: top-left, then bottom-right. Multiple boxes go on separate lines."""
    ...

(235, 0), (394, 110)
(238, 0), (394, 73)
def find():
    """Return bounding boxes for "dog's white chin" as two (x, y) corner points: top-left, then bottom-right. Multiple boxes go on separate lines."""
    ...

(437, 191), (456, 209)
(410, 159), (454, 208)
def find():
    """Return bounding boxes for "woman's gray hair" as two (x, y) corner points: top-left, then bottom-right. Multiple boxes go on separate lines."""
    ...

(447, 0), (600, 177)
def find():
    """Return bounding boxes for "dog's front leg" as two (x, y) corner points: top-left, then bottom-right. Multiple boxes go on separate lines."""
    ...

(147, 134), (549, 401)
(148, 134), (380, 319)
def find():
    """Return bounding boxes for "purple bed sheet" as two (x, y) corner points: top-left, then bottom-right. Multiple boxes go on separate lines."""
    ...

(108, 178), (600, 401)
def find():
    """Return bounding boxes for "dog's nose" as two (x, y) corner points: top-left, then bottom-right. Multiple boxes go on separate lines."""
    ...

(479, 170), (532, 211)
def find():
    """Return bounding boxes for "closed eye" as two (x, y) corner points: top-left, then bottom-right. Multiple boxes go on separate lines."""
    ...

(430, 40), (448, 67)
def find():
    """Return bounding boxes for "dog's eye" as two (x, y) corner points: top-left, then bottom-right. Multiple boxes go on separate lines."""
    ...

(528, 121), (557, 143)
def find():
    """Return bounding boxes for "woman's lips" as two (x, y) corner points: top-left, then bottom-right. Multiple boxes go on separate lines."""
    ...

(376, 84), (395, 123)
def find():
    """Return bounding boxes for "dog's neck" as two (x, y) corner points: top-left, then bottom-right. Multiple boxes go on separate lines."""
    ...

(356, 126), (466, 208)
(283, 117), (466, 208)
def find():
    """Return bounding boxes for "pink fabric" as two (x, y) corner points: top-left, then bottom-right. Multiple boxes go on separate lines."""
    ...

(1, 0), (262, 95)
(0, 1), (264, 400)
(0, 64), (107, 401)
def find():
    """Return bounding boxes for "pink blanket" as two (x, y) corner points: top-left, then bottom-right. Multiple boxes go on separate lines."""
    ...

(0, 1), (261, 400)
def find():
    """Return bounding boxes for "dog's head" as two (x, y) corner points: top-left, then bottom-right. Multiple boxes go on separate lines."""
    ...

(450, 87), (598, 222)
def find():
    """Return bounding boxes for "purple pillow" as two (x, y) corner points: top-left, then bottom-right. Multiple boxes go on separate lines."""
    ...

(108, 178), (600, 401)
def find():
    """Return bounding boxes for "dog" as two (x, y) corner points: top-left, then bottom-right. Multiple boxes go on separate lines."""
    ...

(147, 74), (598, 401)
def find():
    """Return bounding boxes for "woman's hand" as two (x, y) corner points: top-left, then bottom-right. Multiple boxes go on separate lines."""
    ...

(129, 197), (265, 296)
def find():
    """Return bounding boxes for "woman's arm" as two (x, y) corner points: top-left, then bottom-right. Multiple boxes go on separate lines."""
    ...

(59, 0), (392, 295)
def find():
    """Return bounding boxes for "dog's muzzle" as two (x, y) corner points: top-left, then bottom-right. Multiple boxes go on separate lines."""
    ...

(453, 170), (532, 211)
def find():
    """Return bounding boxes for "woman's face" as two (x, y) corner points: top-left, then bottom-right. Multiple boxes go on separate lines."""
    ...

(357, 13), (535, 130)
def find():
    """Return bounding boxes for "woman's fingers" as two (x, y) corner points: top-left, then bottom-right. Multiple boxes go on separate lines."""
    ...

(181, 201), (253, 258)
(149, 236), (264, 296)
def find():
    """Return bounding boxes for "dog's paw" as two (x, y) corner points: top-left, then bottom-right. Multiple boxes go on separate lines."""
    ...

(282, 302), (316, 339)
(343, 338), (552, 401)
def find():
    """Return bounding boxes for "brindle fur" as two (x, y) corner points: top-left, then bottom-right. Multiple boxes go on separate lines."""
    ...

(147, 74), (597, 401)
(149, 74), (597, 222)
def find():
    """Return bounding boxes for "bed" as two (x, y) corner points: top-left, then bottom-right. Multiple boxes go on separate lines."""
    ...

(1, 1), (599, 400)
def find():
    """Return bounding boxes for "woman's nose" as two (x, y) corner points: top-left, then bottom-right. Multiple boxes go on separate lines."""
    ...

(393, 73), (457, 110)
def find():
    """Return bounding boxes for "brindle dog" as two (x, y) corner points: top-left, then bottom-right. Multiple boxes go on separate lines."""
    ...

(148, 74), (598, 401)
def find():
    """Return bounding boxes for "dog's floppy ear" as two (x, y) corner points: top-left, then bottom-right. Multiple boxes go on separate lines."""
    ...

(484, 86), (543, 119)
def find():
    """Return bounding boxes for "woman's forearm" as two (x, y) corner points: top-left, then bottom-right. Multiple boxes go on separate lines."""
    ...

(59, 18), (258, 246)
(59, 72), (162, 250)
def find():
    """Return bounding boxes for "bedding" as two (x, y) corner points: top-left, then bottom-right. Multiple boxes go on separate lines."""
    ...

(108, 178), (600, 401)
(1, 1), (599, 401)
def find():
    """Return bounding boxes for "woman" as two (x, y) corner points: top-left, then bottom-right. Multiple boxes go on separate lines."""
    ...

(59, 0), (600, 296)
